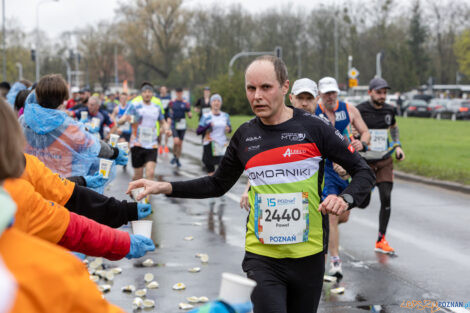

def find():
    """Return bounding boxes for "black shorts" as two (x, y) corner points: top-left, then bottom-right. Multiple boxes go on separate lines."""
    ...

(171, 128), (186, 140)
(202, 143), (222, 173)
(120, 132), (131, 142)
(130, 146), (158, 168)
(242, 251), (324, 313)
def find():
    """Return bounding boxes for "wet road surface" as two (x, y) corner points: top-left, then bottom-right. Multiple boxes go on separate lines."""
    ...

(97, 131), (470, 313)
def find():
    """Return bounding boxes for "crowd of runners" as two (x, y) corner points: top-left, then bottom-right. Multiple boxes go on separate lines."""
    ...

(0, 54), (405, 313)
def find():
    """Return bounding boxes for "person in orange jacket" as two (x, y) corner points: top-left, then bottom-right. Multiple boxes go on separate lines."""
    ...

(0, 97), (125, 313)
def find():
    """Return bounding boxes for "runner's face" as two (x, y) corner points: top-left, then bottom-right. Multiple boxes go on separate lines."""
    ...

(211, 99), (221, 112)
(160, 87), (167, 96)
(289, 92), (317, 113)
(204, 90), (210, 98)
(176, 91), (183, 100)
(119, 94), (127, 105)
(320, 91), (337, 109)
(369, 88), (387, 106)
(245, 61), (289, 121)
(142, 89), (153, 103)
(88, 100), (99, 115)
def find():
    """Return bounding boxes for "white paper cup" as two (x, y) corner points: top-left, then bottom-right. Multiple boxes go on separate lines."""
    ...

(99, 158), (113, 179)
(109, 134), (120, 147)
(219, 272), (256, 305)
(117, 142), (129, 153)
(80, 111), (88, 121)
(131, 187), (149, 204)
(91, 117), (101, 129)
(131, 220), (153, 238)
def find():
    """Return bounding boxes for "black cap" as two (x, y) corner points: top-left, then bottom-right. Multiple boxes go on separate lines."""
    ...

(0, 81), (10, 90)
(175, 87), (183, 92)
(369, 77), (390, 91)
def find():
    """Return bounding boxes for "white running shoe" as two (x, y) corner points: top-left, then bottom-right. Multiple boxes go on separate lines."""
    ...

(328, 261), (343, 279)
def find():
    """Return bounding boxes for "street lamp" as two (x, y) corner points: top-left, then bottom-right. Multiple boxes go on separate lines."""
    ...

(35, 0), (59, 82)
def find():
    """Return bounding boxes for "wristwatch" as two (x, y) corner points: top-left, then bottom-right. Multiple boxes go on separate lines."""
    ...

(361, 141), (368, 152)
(339, 194), (354, 210)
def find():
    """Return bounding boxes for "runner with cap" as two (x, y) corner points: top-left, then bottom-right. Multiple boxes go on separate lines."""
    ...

(124, 83), (171, 181)
(168, 88), (192, 168)
(239, 77), (320, 210)
(316, 77), (370, 278)
(127, 56), (375, 313)
(194, 86), (211, 120)
(356, 77), (405, 254)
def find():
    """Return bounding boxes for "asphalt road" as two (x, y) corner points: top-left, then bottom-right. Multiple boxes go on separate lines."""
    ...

(97, 131), (470, 313)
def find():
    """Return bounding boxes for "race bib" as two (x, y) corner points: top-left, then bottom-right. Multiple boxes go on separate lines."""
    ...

(254, 192), (309, 245)
(370, 129), (388, 152)
(202, 107), (211, 115)
(139, 127), (154, 145)
(175, 118), (187, 130)
(211, 141), (227, 156)
(119, 122), (131, 132)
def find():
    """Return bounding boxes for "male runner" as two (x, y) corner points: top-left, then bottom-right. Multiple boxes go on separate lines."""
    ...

(168, 88), (192, 168)
(316, 77), (370, 277)
(127, 56), (375, 313)
(357, 77), (405, 254)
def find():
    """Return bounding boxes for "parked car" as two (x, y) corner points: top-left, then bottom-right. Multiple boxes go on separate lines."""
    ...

(429, 98), (450, 118)
(436, 99), (470, 120)
(403, 99), (432, 117)
(412, 94), (434, 103)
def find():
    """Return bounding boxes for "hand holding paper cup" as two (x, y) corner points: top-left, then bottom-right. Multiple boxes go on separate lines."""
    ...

(80, 111), (88, 121)
(109, 134), (120, 147)
(99, 158), (113, 179)
(219, 272), (256, 305)
(131, 187), (149, 204)
(117, 142), (129, 153)
(91, 117), (101, 129)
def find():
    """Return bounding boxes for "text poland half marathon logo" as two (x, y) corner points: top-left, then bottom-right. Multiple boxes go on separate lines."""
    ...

(281, 133), (306, 141)
(283, 148), (306, 157)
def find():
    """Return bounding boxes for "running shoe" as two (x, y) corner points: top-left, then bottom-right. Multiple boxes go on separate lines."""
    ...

(170, 157), (177, 165)
(164, 146), (169, 153)
(176, 158), (181, 168)
(158, 146), (164, 154)
(375, 237), (395, 254)
(328, 261), (343, 279)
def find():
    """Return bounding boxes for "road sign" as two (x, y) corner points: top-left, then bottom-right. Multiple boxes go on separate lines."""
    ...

(349, 78), (358, 88)
(348, 67), (359, 79)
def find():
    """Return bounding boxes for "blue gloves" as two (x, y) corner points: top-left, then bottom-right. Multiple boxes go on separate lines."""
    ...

(188, 301), (253, 313)
(84, 173), (107, 188)
(125, 234), (155, 259)
(137, 204), (152, 219)
(88, 125), (100, 134)
(115, 148), (128, 165)
(71, 252), (86, 260)
(232, 302), (253, 313)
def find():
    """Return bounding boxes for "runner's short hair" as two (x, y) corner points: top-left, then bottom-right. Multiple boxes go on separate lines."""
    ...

(247, 55), (288, 86)
(36, 74), (69, 109)
(0, 98), (25, 181)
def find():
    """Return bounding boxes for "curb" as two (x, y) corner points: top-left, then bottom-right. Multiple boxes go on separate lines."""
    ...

(184, 130), (470, 195)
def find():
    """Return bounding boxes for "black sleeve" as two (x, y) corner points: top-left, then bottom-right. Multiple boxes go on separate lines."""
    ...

(315, 116), (376, 207)
(67, 176), (86, 187)
(170, 130), (245, 198)
(64, 185), (138, 228)
(194, 98), (201, 108)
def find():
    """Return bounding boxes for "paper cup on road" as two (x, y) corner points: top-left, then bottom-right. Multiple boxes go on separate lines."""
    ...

(131, 220), (153, 238)
(91, 117), (100, 129)
(99, 158), (113, 179)
(117, 142), (129, 153)
(80, 111), (88, 121)
(109, 134), (120, 147)
(131, 187), (149, 204)
(219, 272), (256, 305)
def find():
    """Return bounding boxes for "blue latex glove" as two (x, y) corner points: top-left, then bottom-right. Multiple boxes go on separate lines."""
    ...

(84, 173), (107, 188)
(115, 148), (128, 165)
(125, 234), (155, 259)
(89, 126), (100, 133)
(137, 204), (152, 219)
(71, 252), (86, 260)
(232, 302), (253, 313)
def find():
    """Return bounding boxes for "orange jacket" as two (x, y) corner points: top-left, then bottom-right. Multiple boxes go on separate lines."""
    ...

(0, 228), (125, 313)
(22, 153), (75, 206)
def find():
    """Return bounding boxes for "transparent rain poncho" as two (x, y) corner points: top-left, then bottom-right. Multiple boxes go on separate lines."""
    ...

(6, 82), (27, 108)
(21, 92), (116, 193)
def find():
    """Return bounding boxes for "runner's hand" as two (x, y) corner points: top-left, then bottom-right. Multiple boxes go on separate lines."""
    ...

(350, 138), (363, 151)
(318, 195), (347, 216)
(127, 179), (172, 199)
(240, 191), (250, 211)
(395, 147), (405, 161)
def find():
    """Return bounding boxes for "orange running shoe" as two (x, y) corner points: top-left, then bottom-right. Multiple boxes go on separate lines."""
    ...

(158, 146), (163, 154)
(164, 146), (169, 153)
(375, 237), (395, 254)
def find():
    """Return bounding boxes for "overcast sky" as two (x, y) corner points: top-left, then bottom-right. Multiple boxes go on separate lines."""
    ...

(5, 0), (325, 38)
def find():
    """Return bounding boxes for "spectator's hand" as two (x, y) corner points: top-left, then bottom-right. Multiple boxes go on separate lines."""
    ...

(318, 195), (347, 216)
(395, 147), (405, 161)
(127, 179), (173, 199)
(89, 126), (100, 134)
(232, 302), (253, 313)
(84, 173), (107, 188)
(125, 235), (155, 259)
(240, 191), (250, 211)
(137, 203), (152, 219)
(115, 148), (128, 165)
